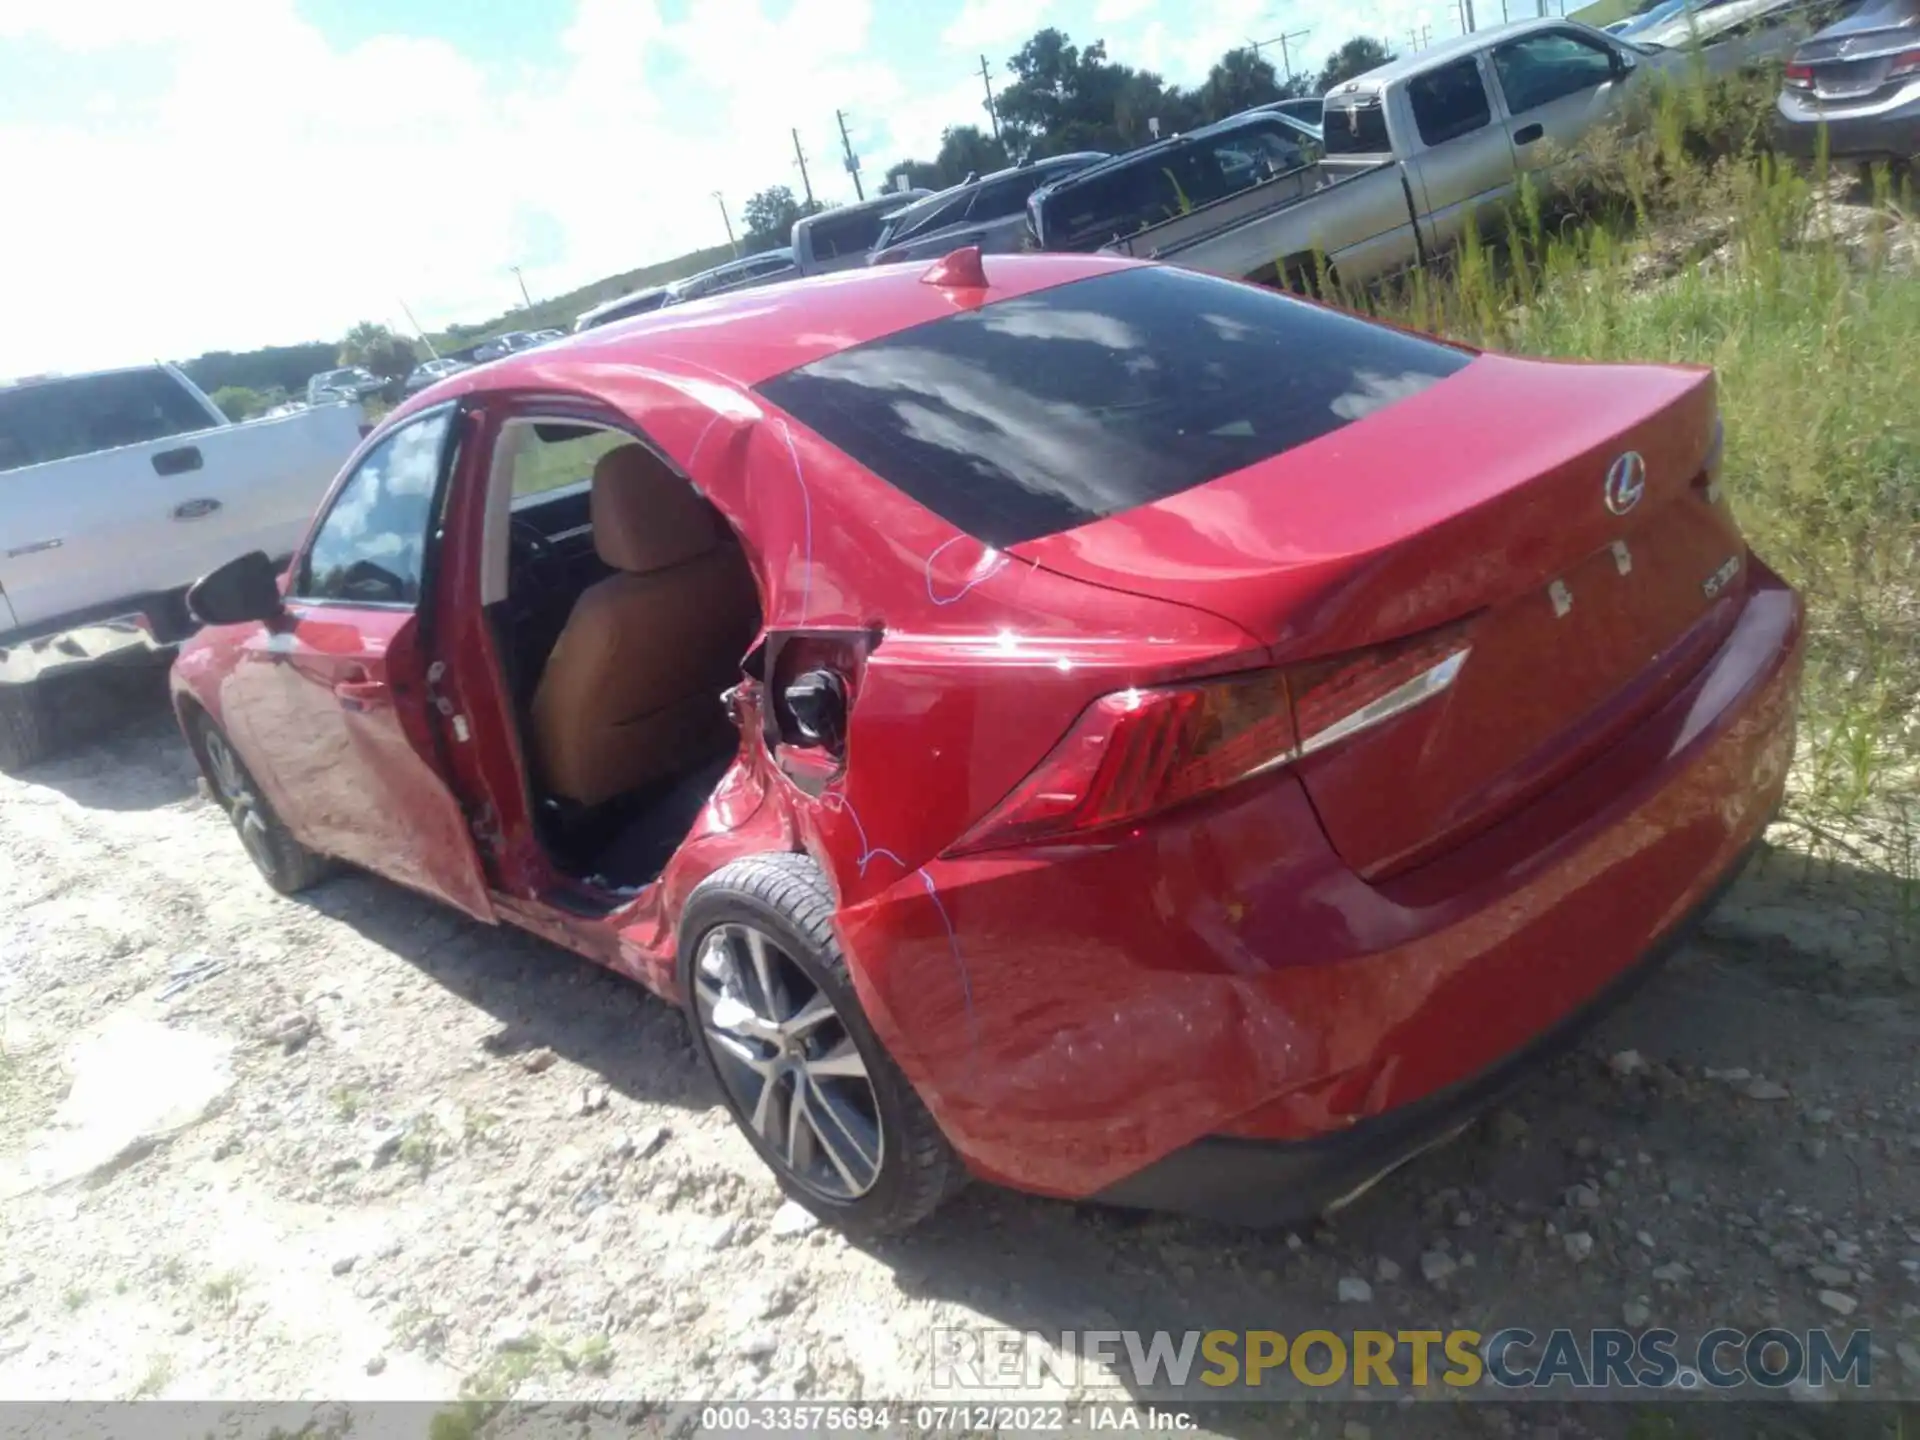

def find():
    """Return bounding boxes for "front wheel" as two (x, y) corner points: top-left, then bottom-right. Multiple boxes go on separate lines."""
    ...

(193, 715), (333, 895)
(679, 852), (966, 1236)
(0, 684), (56, 772)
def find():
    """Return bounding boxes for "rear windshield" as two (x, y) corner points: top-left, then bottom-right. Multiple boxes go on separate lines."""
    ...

(0, 369), (213, 473)
(756, 266), (1470, 548)
(1323, 99), (1392, 155)
(807, 209), (890, 260)
(1038, 125), (1312, 251)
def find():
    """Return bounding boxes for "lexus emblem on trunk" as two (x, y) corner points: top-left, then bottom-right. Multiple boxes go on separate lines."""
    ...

(1605, 451), (1647, 516)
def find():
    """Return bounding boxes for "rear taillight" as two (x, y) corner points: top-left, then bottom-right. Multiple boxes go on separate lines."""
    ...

(1890, 48), (1920, 80)
(947, 627), (1472, 855)
(1785, 60), (1816, 90)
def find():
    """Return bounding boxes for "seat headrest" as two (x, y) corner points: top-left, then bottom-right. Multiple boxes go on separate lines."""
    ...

(591, 443), (723, 574)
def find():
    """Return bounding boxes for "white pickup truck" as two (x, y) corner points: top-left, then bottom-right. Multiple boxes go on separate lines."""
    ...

(0, 363), (364, 767)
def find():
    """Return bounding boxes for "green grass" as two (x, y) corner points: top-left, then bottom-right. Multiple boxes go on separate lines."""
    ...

(1352, 73), (1920, 928)
(505, 425), (631, 500)
(128, 1352), (174, 1400)
(201, 1270), (244, 1314)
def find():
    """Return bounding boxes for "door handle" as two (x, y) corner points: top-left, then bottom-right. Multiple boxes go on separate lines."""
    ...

(173, 497), (223, 521)
(333, 674), (389, 710)
(1514, 123), (1545, 146)
(152, 445), (204, 477)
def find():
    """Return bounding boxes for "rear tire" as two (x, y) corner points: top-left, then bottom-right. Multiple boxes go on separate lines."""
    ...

(0, 684), (56, 772)
(191, 715), (333, 895)
(679, 852), (967, 1236)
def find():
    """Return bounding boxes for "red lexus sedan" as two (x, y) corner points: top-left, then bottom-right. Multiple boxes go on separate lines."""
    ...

(171, 250), (1803, 1234)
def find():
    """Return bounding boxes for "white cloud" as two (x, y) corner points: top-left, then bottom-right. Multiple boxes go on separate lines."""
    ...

(941, 0), (1053, 49)
(0, 0), (918, 377)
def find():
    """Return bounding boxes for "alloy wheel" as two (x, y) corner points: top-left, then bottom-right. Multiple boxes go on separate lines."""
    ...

(202, 728), (276, 876)
(692, 922), (883, 1200)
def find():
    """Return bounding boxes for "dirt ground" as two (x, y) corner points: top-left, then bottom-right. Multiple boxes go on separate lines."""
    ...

(1, 682), (1917, 1436)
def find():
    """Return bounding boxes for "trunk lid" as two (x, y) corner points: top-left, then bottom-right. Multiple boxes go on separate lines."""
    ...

(1013, 352), (1748, 878)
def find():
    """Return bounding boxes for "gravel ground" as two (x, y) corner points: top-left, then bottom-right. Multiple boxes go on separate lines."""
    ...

(1, 687), (1918, 1437)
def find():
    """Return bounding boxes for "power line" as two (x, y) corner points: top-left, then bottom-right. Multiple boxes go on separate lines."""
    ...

(1248, 28), (1311, 79)
(836, 109), (865, 202)
(791, 128), (815, 208)
(978, 54), (1001, 142)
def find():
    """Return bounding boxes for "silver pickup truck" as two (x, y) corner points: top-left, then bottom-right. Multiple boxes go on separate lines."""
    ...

(1025, 19), (1712, 292)
(1070, 20), (1662, 291)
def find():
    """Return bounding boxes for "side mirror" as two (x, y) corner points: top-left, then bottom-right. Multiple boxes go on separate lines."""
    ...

(187, 551), (284, 627)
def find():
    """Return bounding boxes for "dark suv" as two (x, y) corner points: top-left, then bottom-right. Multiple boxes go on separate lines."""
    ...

(866, 154), (1110, 266)
(1023, 112), (1323, 254)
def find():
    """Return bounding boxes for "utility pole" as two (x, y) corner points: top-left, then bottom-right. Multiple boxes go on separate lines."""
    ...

(791, 128), (815, 209)
(978, 54), (1002, 142)
(835, 109), (865, 202)
(399, 300), (438, 360)
(1249, 28), (1311, 79)
(1407, 22), (1433, 49)
(712, 190), (738, 257)
(508, 265), (533, 310)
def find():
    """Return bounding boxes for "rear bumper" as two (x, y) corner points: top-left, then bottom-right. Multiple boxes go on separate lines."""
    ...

(1090, 839), (1759, 1226)
(840, 562), (1805, 1209)
(1774, 97), (1920, 161)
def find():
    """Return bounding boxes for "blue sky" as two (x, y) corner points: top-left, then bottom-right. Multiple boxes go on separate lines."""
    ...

(0, 0), (1500, 375)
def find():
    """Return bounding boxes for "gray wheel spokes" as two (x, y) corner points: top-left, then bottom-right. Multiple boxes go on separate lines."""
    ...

(694, 921), (883, 1201)
(738, 927), (787, 1023)
(749, 1069), (791, 1146)
(783, 991), (836, 1038)
(238, 810), (274, 870)
(803, 1038), (868, 1081)
(205, 733), (248, 805)
(798, 1075), (880, 1193)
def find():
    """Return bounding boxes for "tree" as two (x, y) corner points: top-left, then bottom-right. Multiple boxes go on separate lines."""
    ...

(210, 385), (266, 422)
(339, 322), (416, 383)
(933, 125), (1009, 186)
(1316, 36), (1395, 94)
(886, 158), (942, 192)
(996, 29), (1133, 156)
(742, 185), (810, 251)
(1198, 47), (1283, 123)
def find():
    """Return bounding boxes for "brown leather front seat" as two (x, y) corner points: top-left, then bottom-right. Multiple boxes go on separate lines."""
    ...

(530, 444), (760, 809)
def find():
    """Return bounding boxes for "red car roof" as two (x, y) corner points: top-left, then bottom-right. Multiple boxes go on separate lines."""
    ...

(398, 252), (1137, 419)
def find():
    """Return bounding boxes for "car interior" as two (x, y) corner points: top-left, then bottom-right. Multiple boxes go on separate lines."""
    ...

(484, 420), (763, 896)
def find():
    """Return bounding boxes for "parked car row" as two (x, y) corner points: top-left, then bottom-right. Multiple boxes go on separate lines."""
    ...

(1017, 5), (1892, 297)
(571, 9), (1871, 343)
(571, 190), (956, 333)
